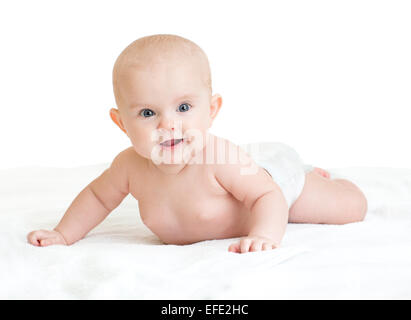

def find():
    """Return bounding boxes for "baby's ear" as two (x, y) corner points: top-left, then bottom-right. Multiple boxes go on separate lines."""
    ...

(209, 94), (222, 123)
(109, 108), (128, 135)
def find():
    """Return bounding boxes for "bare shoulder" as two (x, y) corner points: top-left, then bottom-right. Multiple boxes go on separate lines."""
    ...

(208, 134), (254, 175)
(107, 147), (147, 194)
(111, 146), (147, 173)
(208, 135), (279, 206)
(210, 135), (266, 183)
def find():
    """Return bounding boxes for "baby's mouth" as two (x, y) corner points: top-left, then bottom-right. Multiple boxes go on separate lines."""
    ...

(160, 138), (184, 147)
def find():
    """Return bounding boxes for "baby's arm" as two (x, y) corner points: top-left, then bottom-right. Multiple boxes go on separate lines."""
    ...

(214, 148), (289, 254)
(27, 150), (130, 246)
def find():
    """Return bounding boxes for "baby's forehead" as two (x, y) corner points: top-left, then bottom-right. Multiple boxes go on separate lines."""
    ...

(119, 64), (208, 107)
(116, 44), (205, 76)
(113, 35), (212, 105)
(117, 54), (207, 94)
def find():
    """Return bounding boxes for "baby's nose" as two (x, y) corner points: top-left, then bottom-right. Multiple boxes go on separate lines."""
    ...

(158, 119), (174, 131)
(158, 117), (182, 133)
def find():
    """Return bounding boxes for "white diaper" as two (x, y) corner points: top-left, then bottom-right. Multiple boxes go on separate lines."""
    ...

(240, 142), (314, 209)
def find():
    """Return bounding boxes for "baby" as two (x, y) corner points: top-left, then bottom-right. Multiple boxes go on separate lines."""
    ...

(27, 34), (368, 253)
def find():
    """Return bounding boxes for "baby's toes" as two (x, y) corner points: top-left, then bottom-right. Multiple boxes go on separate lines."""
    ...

(314, 167), (331, 179)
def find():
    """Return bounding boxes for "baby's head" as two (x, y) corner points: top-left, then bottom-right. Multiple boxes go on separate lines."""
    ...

(110, 34), (222, 164)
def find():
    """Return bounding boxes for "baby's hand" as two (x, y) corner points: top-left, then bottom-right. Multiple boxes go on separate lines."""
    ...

(228, 235), (278, 254)
(27, 229), (67, 247)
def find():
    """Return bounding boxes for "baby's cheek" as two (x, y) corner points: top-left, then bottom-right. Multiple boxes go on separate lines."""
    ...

(184, 128), (208, 152)
(127, 133), (153, 159)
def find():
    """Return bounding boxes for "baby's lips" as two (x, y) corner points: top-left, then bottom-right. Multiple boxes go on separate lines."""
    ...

(151, 128), (171, 144)
(151, 128), (188, 144)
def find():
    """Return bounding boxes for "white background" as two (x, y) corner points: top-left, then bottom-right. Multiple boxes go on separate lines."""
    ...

(1, 0), (410, 170)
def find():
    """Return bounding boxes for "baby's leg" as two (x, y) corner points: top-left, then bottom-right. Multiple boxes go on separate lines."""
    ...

(288, 171), (368, 224)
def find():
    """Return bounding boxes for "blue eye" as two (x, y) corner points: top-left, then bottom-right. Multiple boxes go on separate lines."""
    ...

(178, 103), (191, 112)
(140, 109), (155, 118)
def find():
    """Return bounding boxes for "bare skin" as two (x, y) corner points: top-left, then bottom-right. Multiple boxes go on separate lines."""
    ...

(27, 135), (368, 253)
(27, 35), (368, 253)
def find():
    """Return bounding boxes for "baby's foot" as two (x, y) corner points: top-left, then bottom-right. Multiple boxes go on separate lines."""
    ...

(313, 167), (331, 179)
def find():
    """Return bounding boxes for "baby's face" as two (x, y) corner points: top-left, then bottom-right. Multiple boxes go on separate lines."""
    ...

(115, 59), (218, 164)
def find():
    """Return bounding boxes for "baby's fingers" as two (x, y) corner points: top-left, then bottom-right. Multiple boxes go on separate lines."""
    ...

(27, 230), (47, 246)
(228, 242), (241, 253)
(229, 238), (276, 254)
(27, 230), (64, 247)
(240, 238), (253, 253)
(250, 240), (264, 252)
(262, 242), (276, 251)
(228, 240), (250, 253)
(39, 237), (61, 247)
